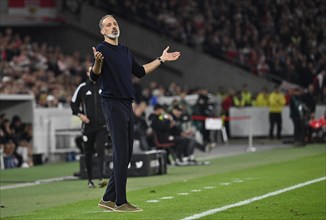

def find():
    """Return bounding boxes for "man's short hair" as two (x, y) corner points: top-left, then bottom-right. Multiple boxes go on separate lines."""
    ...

(99, 15), (114, 29)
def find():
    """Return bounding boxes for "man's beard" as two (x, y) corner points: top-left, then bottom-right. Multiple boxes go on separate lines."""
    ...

(104, 31), (120, 39)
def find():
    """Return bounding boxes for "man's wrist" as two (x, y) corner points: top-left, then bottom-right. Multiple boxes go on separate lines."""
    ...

(157, 57), (164, 65)
(92, 66), (101, 75)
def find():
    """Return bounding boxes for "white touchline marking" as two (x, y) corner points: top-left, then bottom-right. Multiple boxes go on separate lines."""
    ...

(203, 186), (215, 189)
(178, 193), (189, 195)
(0, 176), (78, 190)
(220, 183), (231, 185)
(146, 200), (160, 203)
(161, 196), (174, 200)
(233, 180), (244, 183)
(191, 189), (201, 192)
(181, 176), (326, 220)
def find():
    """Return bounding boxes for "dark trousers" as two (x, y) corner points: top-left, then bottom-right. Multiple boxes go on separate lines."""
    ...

(291, 117), (305, 144)
(83, 127), (107, 182)
(269, 112), (282, 139)
(183, 137), (196, 156)
(101, 99), (134, 206)
(134, 127), (150, 151)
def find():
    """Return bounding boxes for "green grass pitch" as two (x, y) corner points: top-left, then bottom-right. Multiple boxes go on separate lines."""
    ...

(0, 144), (325, 220)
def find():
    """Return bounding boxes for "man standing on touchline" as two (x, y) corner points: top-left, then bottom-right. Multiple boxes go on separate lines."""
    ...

(70, 67), (108, 189)
(91, 14), (181, 212)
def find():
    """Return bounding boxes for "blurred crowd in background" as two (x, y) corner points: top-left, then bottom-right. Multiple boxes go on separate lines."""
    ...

(1, 27), (325, 108)
(116, 0), (326, 89)
(0, 114), (33, 168)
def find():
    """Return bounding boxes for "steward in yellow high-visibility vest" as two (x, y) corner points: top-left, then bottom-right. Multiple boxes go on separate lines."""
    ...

(268, 86), (286, 139)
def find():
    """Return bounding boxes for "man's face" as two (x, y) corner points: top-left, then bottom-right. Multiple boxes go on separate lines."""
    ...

(101, 16), (120, 39)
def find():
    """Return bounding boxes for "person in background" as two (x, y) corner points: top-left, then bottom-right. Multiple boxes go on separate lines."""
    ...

(193, 89), (211, 145)
(149, 104), (187, 165)
(10, 115), (33, 167)
(221, 89), (235, 137)
(133, 101), (152, 151)
(169, 105), (208, 159)
(241, 83), (252, 106)
(268, 86), (286, 140)
(308, 110), (326, 142)
(0, 120), (16, 168)
(178, 90), (193, 116)
(233, 90), (245, 107)
(70, 67), (108, 188)
(302, 84), (317, 142)
(255, 87), (269, 107)
(289, 88), (307, 146)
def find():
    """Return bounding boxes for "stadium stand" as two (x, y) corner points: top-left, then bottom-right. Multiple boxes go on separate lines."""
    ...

(110, 0), (326, 90)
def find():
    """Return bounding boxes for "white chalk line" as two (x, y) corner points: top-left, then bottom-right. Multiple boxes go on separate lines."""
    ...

(0, 176), (78, 190)
(181, 176), (326, 220)
(161, 196), (174, 200)
(146, 180), (248, 203)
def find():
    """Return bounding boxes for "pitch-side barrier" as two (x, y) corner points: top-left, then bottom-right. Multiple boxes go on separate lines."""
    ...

(191, 115), (256, 152)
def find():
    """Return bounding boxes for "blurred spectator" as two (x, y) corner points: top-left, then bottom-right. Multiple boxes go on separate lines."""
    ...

(313, 70), (326, 103)
(149, 104), (189, 165)
(289, 88), (308, 146)
(0, 115), (33, 168)
(241, 83), (252, 106)
(233, 90), (244, 107)
(302, 84), (317, 118)
(193, 89), (211, 145)
(178, 90), (193, 116)
(302, 84), (317, 142)
(10, 115), (33, 167)
(268, 86), (286, 140)
(255, 87), (269, 107)
(1, 118), (17, 167)
(133, 101), (152, 151)
(308, 110), (326, 143)
(221, 88), (235, 137)
(0, 122), (16, 168)
(169, 105), (207, 157)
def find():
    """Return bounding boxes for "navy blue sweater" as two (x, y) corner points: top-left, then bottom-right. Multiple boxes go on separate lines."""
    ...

(90, 41), (146, 100)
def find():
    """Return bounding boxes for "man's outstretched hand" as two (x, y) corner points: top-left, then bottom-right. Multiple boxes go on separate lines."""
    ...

(92, 47), (104, 74)
(160, 46), (181, 62)
(92, 47), (104, 63)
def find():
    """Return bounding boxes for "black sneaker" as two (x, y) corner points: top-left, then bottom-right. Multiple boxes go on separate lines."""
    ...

(88, 181), (96, 188)
(98, 180), (108, 188)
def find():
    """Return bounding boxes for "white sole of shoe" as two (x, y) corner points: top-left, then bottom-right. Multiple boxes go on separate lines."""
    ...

(98, 204), (115, 211)
(113, 209), (143, 213)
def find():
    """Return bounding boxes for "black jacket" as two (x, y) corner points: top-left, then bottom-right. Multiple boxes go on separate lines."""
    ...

(90, 42), (146, 100)
(70, 80), (106, 134)
(149, 113), (173, 144)
(289, 95), (308, 120)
